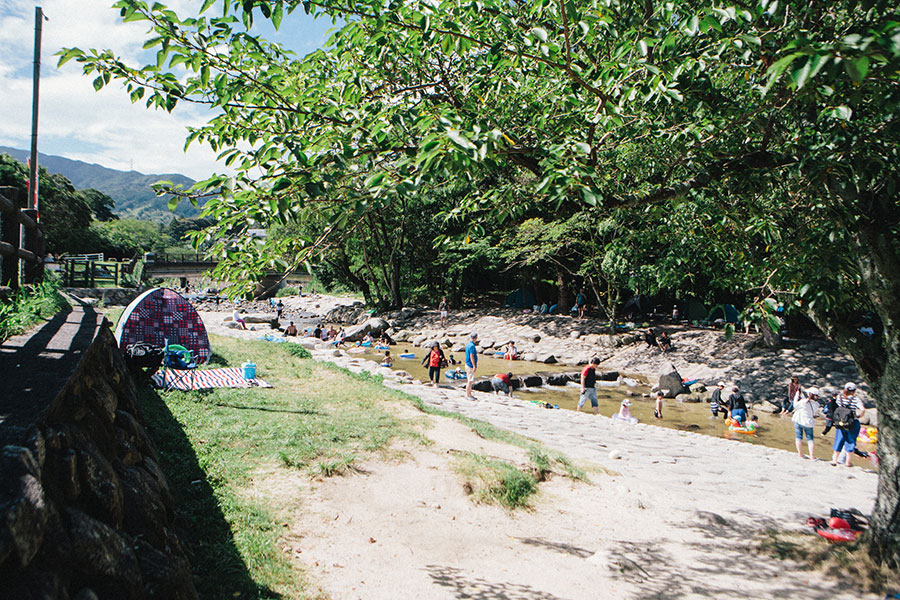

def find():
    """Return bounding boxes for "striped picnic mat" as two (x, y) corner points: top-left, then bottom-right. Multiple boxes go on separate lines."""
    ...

(151, 367), (273, 391)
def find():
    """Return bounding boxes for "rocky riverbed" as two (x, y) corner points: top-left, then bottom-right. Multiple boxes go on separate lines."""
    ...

(192, 293), (876, 421)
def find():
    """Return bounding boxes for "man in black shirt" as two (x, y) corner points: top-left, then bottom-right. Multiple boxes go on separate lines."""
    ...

(728, 385), (748, 424)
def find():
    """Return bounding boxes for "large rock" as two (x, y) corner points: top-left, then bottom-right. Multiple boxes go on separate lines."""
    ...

(472, 378), (494, 392)
(656, 362), (688, 398)
(597, 370), (619, 381)
(522, 375), (544, 387)
(675, 393), (704, 403)
(345, 318), (390, 342)
(536, 353), (557, 364)
(0, 446), (48, 567)
(66, 508), (143, 598)
(323, 302), (365, 323)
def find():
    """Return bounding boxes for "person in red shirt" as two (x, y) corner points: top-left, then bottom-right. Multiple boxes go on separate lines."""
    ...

(491, 372), (513, 396)
(421, 341), (446, 385)
(577, 357), (601, 414)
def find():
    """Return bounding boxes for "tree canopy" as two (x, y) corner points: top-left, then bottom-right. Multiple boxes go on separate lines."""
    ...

(63, 0), (900, 563)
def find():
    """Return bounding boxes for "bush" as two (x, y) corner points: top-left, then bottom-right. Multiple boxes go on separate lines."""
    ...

(282, 343), (312, 359)
(0, 278), (69, 342)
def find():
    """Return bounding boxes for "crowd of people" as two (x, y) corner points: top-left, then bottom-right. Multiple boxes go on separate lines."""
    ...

(256, 295), (872, 469)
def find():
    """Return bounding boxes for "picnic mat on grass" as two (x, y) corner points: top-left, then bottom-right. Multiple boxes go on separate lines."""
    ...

(151, 367), (273, 391)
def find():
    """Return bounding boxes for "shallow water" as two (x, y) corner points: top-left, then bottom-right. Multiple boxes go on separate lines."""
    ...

(346, 343), (876, 469)
(522, 386), (875, 468)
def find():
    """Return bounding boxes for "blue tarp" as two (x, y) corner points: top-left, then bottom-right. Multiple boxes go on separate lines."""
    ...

(707, 304), (740, 323)
(505, 288), (536, 309)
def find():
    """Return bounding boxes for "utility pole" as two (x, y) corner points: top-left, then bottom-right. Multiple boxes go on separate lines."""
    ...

(22, 7), (47, 285)
(28, 7), (45, 214)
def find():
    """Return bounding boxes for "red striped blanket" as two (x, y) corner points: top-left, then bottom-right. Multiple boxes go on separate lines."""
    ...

(151, 367), (272, 391)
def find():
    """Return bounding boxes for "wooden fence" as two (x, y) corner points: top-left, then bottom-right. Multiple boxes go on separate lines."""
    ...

(60, 258), (135, 288)
(0, 186), (45, 290)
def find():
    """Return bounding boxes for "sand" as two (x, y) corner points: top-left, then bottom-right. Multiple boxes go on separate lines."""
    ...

(201, 300), (882, 600)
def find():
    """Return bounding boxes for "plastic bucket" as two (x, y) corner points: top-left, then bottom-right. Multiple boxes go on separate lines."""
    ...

(242, 362), (256, 379)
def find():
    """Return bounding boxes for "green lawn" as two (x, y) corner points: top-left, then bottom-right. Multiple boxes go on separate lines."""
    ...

(138, 333), (583, 599)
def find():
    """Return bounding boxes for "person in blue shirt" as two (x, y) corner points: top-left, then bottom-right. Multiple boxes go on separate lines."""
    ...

(465, 332), (479, 400)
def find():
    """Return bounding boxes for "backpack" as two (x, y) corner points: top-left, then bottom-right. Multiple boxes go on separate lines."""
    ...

(833, 405), (856, 430)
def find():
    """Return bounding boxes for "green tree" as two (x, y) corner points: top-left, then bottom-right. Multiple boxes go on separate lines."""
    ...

(65, 0), (900, 563)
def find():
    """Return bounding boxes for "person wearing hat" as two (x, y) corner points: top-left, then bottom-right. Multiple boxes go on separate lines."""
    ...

(710, 381), (726, 419)
(422, 341), (446, 386)
(577, 357), (601, 415)
(491, 372), (513, 397)
(792, 387), (820, 459)
(617, 398), (635, 422)
(832, 382), (866, 466)
(727, 385), (748, 424)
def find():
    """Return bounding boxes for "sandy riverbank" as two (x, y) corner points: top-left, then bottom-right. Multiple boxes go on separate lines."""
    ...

(200, 297), (882, 599)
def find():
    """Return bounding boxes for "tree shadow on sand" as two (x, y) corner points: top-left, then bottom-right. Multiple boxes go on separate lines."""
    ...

(600, 507), (855, 600)
(425, 564), (566, 600)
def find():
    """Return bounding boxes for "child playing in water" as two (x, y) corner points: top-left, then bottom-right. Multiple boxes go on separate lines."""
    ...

(618, 399), (634, 420)
(381, 351), (393, 367)
(654, 390), (664, 419)
(746, 415), (759, 432)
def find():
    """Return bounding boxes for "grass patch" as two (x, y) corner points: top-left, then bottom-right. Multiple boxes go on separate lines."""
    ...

(756, 530), (899, 594)
(455, 452), (539, 509)
(0, 278), (69, 342)
(282, 342), (312, 359)
(139, 333), (418, 598)
(407, 395), (587, 482)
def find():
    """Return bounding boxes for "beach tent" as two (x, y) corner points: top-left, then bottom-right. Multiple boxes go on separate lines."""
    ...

(622, 294), (653, 317)
(115, 287), (211, 364)
(707, 303), (740, 324)
(505, 288), (536, 309)
(683, 299), (708, 322)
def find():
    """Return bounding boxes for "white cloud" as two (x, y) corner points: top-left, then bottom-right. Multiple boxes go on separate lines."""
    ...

(0, 0), (329, 180)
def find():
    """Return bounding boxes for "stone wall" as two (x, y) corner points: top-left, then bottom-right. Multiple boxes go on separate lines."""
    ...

(0, 324), (196, 600)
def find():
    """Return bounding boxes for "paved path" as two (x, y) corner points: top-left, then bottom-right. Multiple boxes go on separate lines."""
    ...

(0, 300), (102, 447)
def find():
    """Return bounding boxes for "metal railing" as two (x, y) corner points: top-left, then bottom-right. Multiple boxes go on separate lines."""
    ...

(0, 186), (45, 289)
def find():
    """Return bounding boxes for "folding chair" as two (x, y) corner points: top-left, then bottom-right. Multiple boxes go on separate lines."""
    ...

(160, 339), (199, 391)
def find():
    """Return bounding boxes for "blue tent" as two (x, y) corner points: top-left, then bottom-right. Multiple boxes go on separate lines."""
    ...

(707, 304), (740, 323)
(505, 288), (536, 309)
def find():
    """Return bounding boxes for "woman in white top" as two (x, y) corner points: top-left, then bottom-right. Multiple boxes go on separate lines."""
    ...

(792, 387), (819, 459)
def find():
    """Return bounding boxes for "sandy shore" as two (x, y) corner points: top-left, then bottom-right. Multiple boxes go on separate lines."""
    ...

(200, 298), (881, 599)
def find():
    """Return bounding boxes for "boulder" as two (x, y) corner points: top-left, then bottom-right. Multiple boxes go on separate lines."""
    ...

(539, 372), (572, 386)
(0, 446), (48, 567)
(521, 352), (537, 362)
(472, 378), (494, 392)
(522, 375), (544, 387)
(323, 302), (363, 324)
(532, 334), (542, 343)
(675, 393), (704, 403)
(345, 318), (390, 342)
(859, 408), (878, 427)
(536, 353), (557, 364)
(656, 362), (688, 398)
(597, 370), (619, 381)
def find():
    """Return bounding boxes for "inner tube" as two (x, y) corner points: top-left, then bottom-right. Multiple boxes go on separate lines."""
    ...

(494, 351), (506, 357)
(611, 414), (638, 424)
(815, 528), (860, 543)
(360, 341), (372, 347)
(375, 345), (390, 350)
(399, 353), (415, 359)
(379, 363), (392, 368)
(445, 371), (467, 380)
(682, 378), (699, 386)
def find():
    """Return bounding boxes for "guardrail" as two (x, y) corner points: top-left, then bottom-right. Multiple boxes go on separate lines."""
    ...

(0, 186), (45, 289)
(61, 258), (135, 288)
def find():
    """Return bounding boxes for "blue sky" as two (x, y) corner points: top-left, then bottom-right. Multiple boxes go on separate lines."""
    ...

(0, 1), (334, 179)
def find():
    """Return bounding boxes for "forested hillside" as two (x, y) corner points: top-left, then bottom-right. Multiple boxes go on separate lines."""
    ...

(0, 146), (197, 221)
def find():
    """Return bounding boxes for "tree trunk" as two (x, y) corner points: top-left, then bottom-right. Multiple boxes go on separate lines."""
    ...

(810, 193), (900, 567)
(556, 269), (570, 313)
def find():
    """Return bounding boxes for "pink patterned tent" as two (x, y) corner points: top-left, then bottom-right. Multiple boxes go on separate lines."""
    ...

(114, 288), (211, 364)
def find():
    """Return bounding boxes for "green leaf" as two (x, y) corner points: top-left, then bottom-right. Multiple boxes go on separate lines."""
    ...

(532, 27), (548, 42)
(844, 56), (869, 82)
(575, 142), (591, 154)
(92, 76), (104, 91)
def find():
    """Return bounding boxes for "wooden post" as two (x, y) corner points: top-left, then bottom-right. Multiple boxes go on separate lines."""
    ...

(115, 262), (120, 286)
(88, 261), (94, 287)
(21, 208), (44, 284)
(0, 211), (19, 289)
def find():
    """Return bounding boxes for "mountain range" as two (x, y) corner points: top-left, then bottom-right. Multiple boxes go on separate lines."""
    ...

(0, 146), (200, 222)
